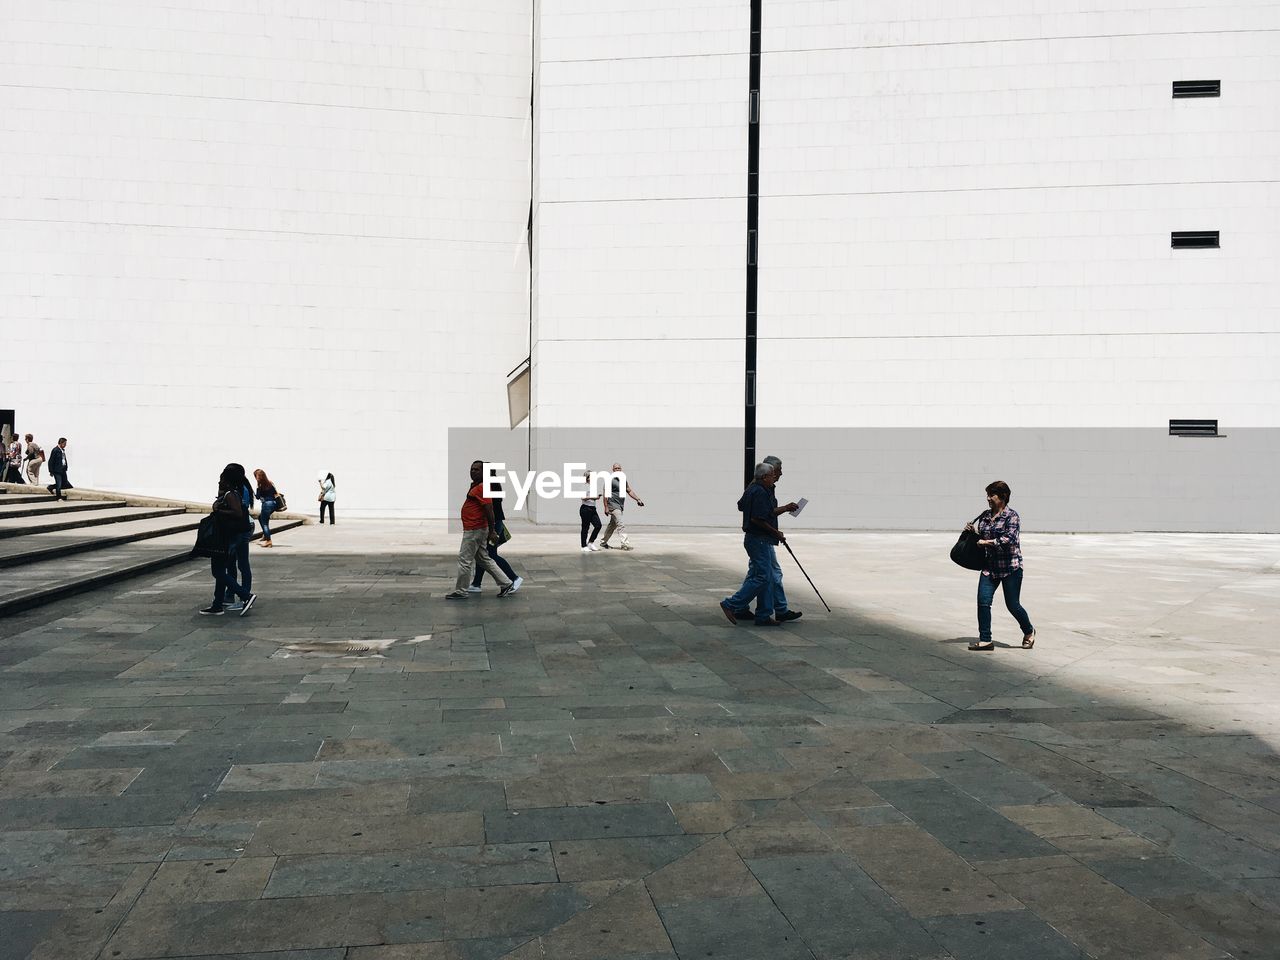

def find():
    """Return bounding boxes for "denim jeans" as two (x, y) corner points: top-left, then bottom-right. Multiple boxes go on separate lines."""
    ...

(472, 540), (518, 586)
(225, 533), (252, 599)
(977, 569), (1033, 643)
(259, 498), (276, 539)
(211, 553), (249, 606)
(723, 534), (778, 622)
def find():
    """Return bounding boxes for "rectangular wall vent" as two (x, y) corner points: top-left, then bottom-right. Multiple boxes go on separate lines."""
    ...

(1172, 80), (1220, 98)
(1170, 419), (1218, 437)
(1171, 231), (1219, 249)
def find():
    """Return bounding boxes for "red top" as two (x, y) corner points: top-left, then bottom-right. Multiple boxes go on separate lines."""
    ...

(460, 482), (491, 530)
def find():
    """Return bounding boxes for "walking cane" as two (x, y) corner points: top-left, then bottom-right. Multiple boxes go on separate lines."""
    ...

(782, 540), (832, 613)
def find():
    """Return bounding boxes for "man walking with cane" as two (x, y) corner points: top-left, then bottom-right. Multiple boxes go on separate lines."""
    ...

(720, 462), (801, 627)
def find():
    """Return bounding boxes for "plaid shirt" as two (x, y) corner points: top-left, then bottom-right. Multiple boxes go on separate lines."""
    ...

(976, 507), (1023, 580)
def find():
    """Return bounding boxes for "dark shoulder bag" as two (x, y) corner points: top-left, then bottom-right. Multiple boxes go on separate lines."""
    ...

(950, 513), (987, 570)
(192, 495), (237, 559)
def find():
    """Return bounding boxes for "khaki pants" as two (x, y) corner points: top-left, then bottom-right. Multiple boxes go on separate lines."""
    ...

(26, 459), (42, 485)
(600, 509), (628, 547)
(455, 528), (512, 592)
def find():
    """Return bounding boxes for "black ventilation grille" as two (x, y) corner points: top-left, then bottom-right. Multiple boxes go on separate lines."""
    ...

(1173, 80), (1220, 98)
(1170, 419), (1218, 437)
(1171, 231), (1219, 249)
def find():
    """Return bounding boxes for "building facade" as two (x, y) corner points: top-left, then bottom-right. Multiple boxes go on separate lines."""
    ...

(5, 1), (1278, 528)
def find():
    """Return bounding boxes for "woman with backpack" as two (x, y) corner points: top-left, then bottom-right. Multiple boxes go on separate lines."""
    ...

(318, 472), (336, 525)
(200, 465), (257, 616)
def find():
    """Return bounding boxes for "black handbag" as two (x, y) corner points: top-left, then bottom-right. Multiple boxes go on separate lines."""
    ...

(949, 513), (987, 570)
(192, 513), (233, 560)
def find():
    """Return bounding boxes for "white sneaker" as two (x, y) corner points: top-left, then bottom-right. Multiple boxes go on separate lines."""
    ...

(509, 576), (523, 593)
(588, 543), (600, 552)
(582, 546), (592, 553)
(466, 585), (482, 594)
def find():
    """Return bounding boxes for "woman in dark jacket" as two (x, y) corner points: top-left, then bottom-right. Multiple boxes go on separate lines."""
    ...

(200, 466), (257, 616)
(966, 480), (1035, 651)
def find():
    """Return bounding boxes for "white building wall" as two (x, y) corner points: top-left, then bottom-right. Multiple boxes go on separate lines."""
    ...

(1, 0), (531, 516)
(533, 0), (749, 431)
(758, 1), (1280, 431)
(529, 0), (751, 523)
(752, 1), (1280, 530)
(531, 0), (1280, 531)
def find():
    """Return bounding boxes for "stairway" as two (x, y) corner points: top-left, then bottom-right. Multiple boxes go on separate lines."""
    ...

(0, 487), (304, 616)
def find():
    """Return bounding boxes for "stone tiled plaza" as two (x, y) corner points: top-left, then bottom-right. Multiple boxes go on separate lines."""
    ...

(2, 521), (1279, 960)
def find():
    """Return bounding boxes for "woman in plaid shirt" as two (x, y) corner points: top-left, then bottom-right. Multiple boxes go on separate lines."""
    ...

(966, 480), (1036, 652)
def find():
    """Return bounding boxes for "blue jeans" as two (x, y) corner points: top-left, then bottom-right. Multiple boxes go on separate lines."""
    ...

(723, 534), (778, 622)
(224, 533), (251, 600)
(977, 569), (1033, 643)
(472, 540), (517, 586)
(211, 552), (249, 606)
(259, 498), (276, 539)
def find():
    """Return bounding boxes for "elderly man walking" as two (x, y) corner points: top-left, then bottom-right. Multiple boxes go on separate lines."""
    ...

(599, 462), (644, 551)
(720, 463), (798, 627)
(445, 460), (514, 600)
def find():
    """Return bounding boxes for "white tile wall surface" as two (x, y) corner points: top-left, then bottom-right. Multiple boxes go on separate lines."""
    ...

(1, 0), (532, 516)
(533, 0), (749, 431)
(757, 0), (1280, 433)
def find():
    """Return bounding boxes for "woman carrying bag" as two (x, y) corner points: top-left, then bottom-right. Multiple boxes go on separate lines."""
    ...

(965, 480), (1034, 652)
(254, 468), (281, 547)
(318, 472), (336, 525)
(200, 466), (257, 617)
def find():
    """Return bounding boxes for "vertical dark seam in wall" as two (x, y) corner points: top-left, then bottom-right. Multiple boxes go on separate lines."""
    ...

(744, 0), (762, 486)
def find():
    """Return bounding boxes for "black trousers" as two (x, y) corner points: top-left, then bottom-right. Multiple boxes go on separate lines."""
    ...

(3, 463), (24, 483)
(320, 501), (335, 524)
(580, 504), (602, 547)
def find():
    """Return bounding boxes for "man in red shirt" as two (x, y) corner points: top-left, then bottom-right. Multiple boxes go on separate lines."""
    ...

(446, 460), (515, 599)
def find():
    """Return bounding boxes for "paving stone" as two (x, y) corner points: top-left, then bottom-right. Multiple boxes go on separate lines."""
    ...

(0, 912), (62, 960)
(987, 863), (1224, 960)
(136, 857), (276, 905)
(262, 843), (556, 897)
(748, 852), (946, 959)
(1099, 806), (1280, 880)
(535, 882), (674, 959)
(552, 835), (707, 882)
(247, 812), (483, 856)
(912, 750), (1067, 806)
(484, 802), (683, 843)
(868, 778), (1060, 862)
(657, 894), (812, 960)
(923, 909), (1086, 960)
(645, 837), (764, 906)
(830, 823), (1024, 918)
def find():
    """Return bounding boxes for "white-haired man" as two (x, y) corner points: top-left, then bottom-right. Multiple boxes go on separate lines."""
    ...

(599, 462), (644, 551)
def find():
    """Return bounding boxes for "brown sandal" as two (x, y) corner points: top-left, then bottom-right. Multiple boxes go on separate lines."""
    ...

(1022, 631), (1036, 649)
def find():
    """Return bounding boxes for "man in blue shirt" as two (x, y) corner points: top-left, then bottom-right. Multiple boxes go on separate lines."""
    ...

(720, 463), (798, 627)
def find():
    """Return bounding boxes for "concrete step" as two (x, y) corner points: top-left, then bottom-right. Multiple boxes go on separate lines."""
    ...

(0, 512), (205, 569)
(0, 498), (126, 520)
(0, 505), (186, 540)
(0, 493), (58, 505)
(0, 518), (305, 616)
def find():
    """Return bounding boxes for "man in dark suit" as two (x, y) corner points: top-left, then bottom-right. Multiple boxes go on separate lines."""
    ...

(46, 437), (72, 500)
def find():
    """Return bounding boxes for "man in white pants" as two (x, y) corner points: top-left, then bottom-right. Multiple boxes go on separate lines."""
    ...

(599, 462), (644, 551)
